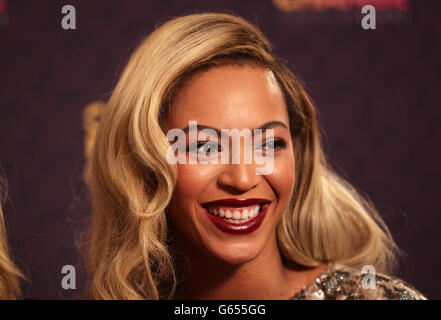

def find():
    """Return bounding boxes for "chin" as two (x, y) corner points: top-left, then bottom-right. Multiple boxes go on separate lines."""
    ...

(207, 241), (264, 266)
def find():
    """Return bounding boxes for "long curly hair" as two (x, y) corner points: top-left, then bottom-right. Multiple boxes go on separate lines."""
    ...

(0, 175), (23, 299)
(83, 12), (400, 299)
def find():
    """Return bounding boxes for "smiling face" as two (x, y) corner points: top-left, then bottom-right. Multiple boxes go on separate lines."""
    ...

(165, 64), (296, 265)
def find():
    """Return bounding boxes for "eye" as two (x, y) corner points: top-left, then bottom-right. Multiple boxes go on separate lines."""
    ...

(187, 141), (221, 154)
(257, 138), (287, 153)
(198, 141), (220, 154)
(265, 138), (286, 150)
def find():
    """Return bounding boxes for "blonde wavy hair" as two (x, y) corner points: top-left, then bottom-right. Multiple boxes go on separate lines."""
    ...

(0, 175), (23, 299)
(84, 12), (400, 299)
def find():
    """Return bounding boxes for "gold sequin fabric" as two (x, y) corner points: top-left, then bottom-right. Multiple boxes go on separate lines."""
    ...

(290, 263), (427, 300)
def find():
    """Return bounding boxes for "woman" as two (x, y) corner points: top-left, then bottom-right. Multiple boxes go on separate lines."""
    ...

(83, 12), (426, 300)
(0, 175), (23, 299)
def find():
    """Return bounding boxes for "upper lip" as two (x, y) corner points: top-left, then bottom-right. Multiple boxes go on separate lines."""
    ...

(201, 198), (271, 208)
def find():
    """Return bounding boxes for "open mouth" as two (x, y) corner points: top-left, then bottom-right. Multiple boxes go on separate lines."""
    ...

(202, 203), (265, 224)
(200, 198), (272, 226)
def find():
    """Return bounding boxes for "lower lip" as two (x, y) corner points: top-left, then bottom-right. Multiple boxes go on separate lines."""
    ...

(202, 203), (271, 235)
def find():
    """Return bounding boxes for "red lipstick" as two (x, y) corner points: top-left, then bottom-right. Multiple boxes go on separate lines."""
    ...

(200, 198), (271, 235)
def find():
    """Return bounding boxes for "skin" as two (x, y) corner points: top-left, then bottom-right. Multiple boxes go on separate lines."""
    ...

(165, 65), (328, 299)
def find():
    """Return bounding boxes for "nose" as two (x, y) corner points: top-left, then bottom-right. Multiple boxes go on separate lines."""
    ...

(217, 163), (259, 193)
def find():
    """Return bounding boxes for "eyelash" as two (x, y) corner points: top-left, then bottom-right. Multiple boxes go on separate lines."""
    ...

(263, 138), (287, 151)
(185, 138), (287, 153)
(186, 141), (222, 153)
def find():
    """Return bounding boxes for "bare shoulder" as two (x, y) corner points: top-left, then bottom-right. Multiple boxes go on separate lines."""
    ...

(290, 263), (428, 300)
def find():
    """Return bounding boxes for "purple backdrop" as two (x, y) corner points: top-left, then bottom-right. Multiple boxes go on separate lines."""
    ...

(0, 0), (439, 299)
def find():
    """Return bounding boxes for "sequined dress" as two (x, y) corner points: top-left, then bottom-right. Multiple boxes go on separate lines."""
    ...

(289, 263), (427, 300)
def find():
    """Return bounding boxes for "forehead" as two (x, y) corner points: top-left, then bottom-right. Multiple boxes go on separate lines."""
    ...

(167, 65), (289, 130)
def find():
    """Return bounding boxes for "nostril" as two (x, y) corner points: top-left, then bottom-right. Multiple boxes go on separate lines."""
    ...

(216, 168), (259, 193)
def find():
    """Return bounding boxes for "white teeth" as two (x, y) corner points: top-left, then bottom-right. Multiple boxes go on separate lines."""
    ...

(233, 211), (241, 219)
(205, 204), (262, 221)
(224, 217), (250, 224)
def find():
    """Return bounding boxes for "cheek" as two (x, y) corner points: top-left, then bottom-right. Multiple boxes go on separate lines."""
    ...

(267, 151), (295, 202)
(173, 163), (216, 203)
(170, 164), (220, 241)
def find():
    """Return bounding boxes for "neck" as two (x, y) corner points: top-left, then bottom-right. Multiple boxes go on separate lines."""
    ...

(170, 231), (311, 300)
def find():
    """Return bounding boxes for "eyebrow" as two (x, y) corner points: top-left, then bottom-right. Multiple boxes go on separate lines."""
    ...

(180, 121), (289, 136)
